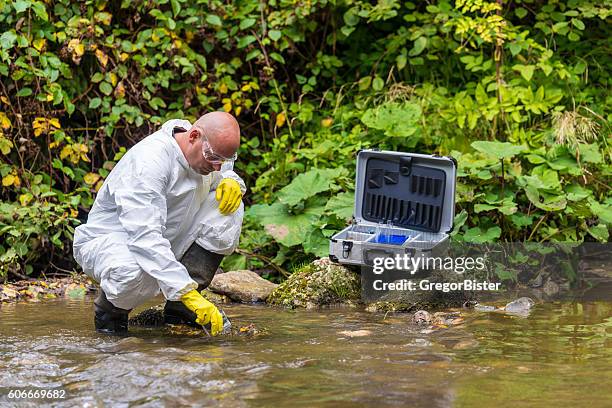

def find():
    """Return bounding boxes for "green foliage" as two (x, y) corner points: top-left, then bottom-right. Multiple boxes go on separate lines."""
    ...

(0, 0), (610, 279)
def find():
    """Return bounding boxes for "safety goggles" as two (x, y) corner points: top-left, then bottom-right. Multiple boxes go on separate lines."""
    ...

(201, 135), (238, 165)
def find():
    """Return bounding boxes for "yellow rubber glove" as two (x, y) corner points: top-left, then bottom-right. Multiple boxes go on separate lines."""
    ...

(215, 178), (242, 215)
(180, 289), (223, 335)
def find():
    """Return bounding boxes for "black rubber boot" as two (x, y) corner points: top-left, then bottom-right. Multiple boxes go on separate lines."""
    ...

(164, 243), (224, 326)
(94, 290), (130, 335)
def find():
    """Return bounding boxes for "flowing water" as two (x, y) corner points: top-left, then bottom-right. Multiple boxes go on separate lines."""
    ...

(0, 295), (611, 407)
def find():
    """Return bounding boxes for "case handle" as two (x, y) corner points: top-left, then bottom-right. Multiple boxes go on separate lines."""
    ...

(342, 241), (354, 258)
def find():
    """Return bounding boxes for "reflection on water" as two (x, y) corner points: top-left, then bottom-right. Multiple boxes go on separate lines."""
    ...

(0, 297), (611, 407)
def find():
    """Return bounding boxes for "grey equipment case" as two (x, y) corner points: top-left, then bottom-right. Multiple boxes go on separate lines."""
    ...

(329, 149), (457, 267)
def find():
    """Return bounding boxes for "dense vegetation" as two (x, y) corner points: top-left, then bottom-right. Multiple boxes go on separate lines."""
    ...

(0, 0), (610, 281)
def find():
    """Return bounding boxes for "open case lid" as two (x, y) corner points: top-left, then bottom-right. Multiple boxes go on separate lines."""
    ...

(353, 150), (457, 234)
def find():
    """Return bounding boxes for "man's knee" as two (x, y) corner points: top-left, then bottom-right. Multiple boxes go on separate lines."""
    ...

(179, 243), (223, 290)
(101, 265), (160, 310)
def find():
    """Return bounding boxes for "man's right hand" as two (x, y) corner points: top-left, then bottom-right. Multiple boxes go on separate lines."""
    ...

(180, 289), (223, 335)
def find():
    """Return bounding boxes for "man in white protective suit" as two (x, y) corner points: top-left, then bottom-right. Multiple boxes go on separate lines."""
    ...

(73, 112), (245, 336)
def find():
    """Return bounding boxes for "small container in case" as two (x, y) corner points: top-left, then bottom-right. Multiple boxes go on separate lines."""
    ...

(329, 149), (457, 267)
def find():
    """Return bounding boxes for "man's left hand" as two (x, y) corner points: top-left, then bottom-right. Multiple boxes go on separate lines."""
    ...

(215, 178), (242, 215)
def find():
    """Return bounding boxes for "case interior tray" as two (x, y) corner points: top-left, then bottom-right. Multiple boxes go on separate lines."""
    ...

(362, 157), (446, 232)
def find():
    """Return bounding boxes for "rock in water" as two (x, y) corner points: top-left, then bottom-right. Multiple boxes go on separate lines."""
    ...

(128, 305), (165, 327)
(412, 310), (432, 325)
(267, 258), (360, 308)
(209, 270), (278, 303)
(504, 297), (535, 315)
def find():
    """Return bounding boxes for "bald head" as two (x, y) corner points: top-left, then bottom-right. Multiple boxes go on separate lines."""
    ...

(191, 111), (240, 158)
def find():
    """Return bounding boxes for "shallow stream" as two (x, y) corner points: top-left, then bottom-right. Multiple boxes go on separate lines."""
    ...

(1, 295), (611, 407)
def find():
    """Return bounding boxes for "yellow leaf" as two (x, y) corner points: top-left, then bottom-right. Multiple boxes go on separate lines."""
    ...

(95, 180), (104, 192)
(276, 112), (286, 128)
(109, 72), (118, 86)
(83, 172), (100, 185)
(19, 193), (32, 206)
(13, 175), (20, 187)
(33, 38), (46, 51)
(223, 102), (232, 112)
(80, 153), (90, 162)
(114, 82), (125, 98)
(2, 174), (14, 187)
(78, 143), (88, 153)
(241, 84), (251, 92)
(95, 49), (108, 67)
(46, 94), (53, 102)
(120, 52), (129, 62)
(219, 83), (228, 94)
(68, 39), (85, 56)
(321, 118), (333, 128)
(70, 209), (78, 218)
(49, 141), (59, 149)
(0, 112), (11, 129)
(235, 106), (242, 116)
(60, 145), (71, 159)
(49, 118), (60, 129)
(0, 96), (9, 105)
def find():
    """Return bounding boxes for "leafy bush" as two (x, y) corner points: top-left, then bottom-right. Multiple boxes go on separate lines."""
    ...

(0, 0), (610, 280)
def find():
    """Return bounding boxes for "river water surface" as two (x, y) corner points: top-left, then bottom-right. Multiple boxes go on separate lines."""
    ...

(1, 296), (611, 407)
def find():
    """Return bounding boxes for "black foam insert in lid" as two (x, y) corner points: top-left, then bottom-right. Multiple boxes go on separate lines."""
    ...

(362, 157), (446, 233)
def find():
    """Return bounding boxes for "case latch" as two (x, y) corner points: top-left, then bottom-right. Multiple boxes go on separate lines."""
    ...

(399, 157), (413, 176)
(342, 241), (354, 258)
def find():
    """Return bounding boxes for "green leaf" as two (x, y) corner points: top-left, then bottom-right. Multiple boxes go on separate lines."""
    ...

(571, 19), (585, 30)
(16, 87), (32, 97)
(247, 200), (326, 247)
(99, 81), (113, 96)
(240, 18), (257, 30)
(206, 14), (222, 26)
(246, 49), (261, 61)
(268, 30), (282, 41)
(303, 228), (329, 257)
(409, 36), (427, 56)
(358, 76), (371, 91)
(508, 42), (522, 56)
(170, 0), (181, 17)
(237, 35), (256, 48)
(515, 7), (527, 18)
(524, 186), (567, 211)
(31, 2), (48, 21)
(91, 72), (104, 83)
(325, 191), (354, 221)
(0, 31), (17, 49)
(588, 199), (612, 225)
(396, 53), (407, 70)
(89, 98), (102, 109)
(361, 101), (422, 138)
(372, 76), (384, 91)
(471, 141), (526, 160)
(463, 226), (501, 243)
(577, 143), (602, 164)
(587, 224), (609, 242)
(270, 52), (285, 64)
(13, 0), (30, 13)
(277, 168), (339, 206)
(513, 64), (535, 81)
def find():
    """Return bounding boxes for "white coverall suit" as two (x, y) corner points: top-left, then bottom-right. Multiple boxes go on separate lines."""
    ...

(73, 119), (245, 310)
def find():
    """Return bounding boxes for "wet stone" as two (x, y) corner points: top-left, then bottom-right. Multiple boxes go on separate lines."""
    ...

(209, 270), (278, 303)
(504, 297), (535, 315)
(412, 310), (432, 325)
(267, 258), (360, 308)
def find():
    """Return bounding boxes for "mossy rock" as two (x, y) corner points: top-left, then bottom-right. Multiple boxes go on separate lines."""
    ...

(267, 258), (361, 308)
(365, 268), (474, 313)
